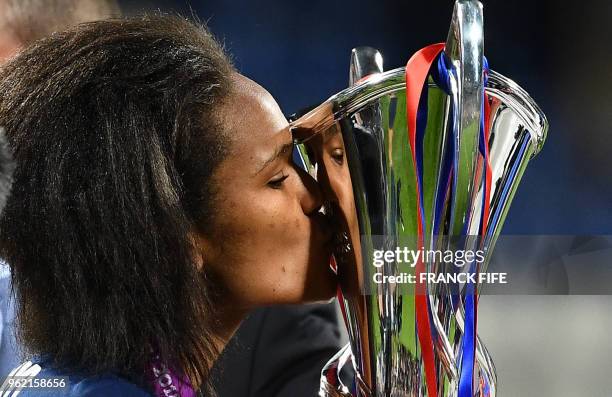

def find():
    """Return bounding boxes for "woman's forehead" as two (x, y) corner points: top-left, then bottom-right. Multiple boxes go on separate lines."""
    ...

(222, 73), (289, 142)
(211, 74), (291, 176)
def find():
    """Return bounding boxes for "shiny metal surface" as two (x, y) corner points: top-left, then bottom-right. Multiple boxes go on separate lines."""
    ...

(295, 2), (547, 396)
(303, 68), (546, 396)
(443, 0), (484, 237)
(350, 47), (384, 86)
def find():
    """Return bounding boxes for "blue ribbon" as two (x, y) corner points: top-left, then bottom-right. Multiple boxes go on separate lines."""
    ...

(458, 56), (489, 397)
(431, 53), (454, 238)
(413, 52), (491, 396)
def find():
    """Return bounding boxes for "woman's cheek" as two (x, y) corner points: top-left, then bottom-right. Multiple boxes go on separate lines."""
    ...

(217, 189), (316, 304)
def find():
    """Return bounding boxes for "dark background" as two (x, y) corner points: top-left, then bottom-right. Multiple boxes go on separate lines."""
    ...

(120, 0), (612, 235)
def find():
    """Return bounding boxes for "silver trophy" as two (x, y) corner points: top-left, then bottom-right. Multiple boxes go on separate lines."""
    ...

(290, 1), (547, 396)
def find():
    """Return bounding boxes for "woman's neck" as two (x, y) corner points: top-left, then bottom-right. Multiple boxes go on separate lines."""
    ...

(188, 304), (248, 389)
(211, 304), (248, 354)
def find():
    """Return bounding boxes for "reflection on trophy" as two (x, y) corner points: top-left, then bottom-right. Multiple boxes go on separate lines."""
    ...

(290, 1), (548, 396)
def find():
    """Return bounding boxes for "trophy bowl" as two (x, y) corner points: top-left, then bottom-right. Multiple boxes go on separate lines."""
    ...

(289, 2), (548, 396)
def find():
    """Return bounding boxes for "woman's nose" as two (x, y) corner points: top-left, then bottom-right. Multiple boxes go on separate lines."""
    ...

(294, 164), (323, 215)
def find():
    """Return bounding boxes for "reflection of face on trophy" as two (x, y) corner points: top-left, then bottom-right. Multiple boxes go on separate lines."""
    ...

(291, 1), (548, 396)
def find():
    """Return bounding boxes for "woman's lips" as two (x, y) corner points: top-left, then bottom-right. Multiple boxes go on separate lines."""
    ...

(313, 201), (354, 268)
(311, 211), (343, 263)
(322, 203), (350, 255)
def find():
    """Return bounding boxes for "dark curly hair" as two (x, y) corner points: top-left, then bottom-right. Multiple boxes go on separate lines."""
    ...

(0, 14), (235, 391)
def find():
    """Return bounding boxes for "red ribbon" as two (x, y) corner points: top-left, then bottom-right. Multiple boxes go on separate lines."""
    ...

(405, 42), (445, 397)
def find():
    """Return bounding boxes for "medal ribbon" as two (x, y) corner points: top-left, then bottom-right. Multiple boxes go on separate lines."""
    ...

(148, 354), (197, 397)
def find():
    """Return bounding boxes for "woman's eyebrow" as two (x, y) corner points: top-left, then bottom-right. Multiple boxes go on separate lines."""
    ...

(255, 141), (294, 175)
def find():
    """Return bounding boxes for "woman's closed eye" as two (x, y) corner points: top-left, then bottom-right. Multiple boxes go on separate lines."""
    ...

(267, 172), (289, 189)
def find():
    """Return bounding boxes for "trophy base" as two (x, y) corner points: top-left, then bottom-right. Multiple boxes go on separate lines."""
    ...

(320, 343), (497, 397)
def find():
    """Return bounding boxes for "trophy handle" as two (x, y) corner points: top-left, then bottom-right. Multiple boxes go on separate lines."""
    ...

(322, 46), (384, 397)
(349, 47), (384, 86)
(426, 0), (487, 391)
(438, 0), (484, 237)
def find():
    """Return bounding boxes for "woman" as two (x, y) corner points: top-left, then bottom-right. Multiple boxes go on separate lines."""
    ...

(0, 14), (338, 396)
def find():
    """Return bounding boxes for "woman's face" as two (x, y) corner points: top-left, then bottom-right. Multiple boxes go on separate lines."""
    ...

(196, 73), (337, 310)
